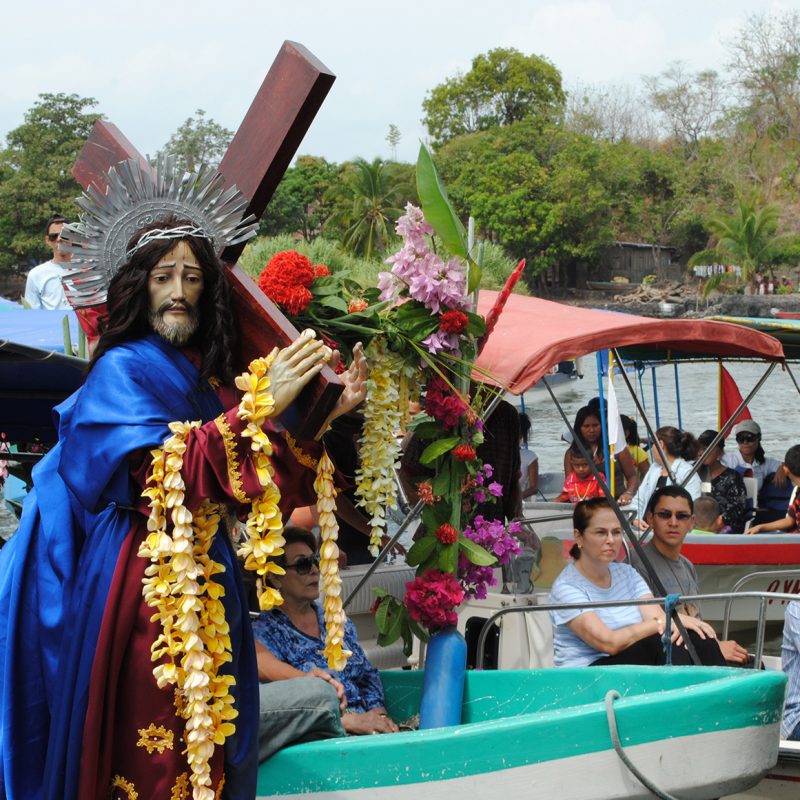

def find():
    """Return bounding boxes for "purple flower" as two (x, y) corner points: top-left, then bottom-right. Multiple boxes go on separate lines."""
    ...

(488, 481), (503, 497)
(474, 489), (487, 504)
(421, 329), (461, 356)
(483, 464), (494, 479)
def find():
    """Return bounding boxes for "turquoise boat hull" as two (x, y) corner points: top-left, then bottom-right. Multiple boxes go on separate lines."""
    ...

(257, 666), (785, 799)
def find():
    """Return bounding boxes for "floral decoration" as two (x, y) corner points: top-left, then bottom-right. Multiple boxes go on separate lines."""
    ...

(314, 449), (352, 670)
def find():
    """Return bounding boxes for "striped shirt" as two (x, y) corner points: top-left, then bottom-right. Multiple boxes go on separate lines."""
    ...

(782, 602), (800, 739)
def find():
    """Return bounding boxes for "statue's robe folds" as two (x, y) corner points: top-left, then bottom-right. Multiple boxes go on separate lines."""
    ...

(0, 334), (322, 799)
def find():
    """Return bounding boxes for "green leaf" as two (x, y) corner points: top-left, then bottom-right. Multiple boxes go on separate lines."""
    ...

(378, 604), (406, 647)
(438, 542), (459, 573)
(411, 421), (442, 440)
(459, 536), (497, 566)
(372, 587), (388, 599)
(431, 461), (452, 496)
(374, 597), (390, 633)
(420, 436), (461, 465)
(416, 144), (468, 258)
(310, 276), (343, 295)
(466, 255), (482, 294)
(406, 535), (438, 567)
(466, 312), (487, 337)
(407, 616), (431, 643)
(317, 295), (349, 313)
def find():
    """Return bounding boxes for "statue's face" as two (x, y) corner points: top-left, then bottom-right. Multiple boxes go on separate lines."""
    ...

(147, 240), (204, 346)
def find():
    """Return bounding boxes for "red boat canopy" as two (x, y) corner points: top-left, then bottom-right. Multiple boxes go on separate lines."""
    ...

(474, 292), (785, 395)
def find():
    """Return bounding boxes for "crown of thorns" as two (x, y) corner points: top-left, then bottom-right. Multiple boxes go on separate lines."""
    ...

(59, 155), (258, 308)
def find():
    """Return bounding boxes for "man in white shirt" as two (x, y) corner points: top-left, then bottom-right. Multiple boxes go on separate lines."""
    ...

(23, 214), (72, 310)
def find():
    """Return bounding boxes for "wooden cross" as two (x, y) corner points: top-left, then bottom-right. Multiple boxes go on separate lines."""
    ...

(71, 41), (342, 440)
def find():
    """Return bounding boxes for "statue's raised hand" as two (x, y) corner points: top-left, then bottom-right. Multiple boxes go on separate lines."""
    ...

(267, 334), (328, 417)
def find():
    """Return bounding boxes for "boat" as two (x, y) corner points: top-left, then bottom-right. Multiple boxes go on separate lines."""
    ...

(586, 280), (642, 293)
(256, 666), (786, 799)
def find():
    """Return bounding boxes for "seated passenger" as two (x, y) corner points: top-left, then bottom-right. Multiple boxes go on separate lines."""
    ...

(692, 496), (723, 534)
(549, 498), (726, 668)
(519, 412), (539, 500)
(621, 415), (650, 480)
(626, 426), (702, 523)
(747, 445), (800, 535)
(552, 443), (605, 503)
(722, 420), (785, 494)
(696, 429), (748, 533)
(253, 527), (399, 738)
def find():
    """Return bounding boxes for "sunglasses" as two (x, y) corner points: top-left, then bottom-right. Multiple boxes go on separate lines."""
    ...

(283, 554), (320, 575)
(653, 510), (692, 521)
(736, 433), (758, 444)
(47, 232), (62, 242)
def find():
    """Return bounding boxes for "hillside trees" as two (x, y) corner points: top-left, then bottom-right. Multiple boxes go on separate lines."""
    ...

(0, 93), (100, 271)
(160, 109), (232, 172)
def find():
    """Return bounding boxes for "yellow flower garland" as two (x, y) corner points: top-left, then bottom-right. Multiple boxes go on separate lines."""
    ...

(234, 354), (286, 611)
(314, 450), (352, 671)
(355, 339), (402, 556)
(139, 355), (286, 798)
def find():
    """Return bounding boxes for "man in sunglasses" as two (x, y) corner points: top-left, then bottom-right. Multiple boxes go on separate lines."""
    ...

(631, 486), (749, 664)
(23, 213), (72, 310)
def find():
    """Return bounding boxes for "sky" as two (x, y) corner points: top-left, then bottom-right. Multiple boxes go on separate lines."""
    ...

(2, 0), (797, 166)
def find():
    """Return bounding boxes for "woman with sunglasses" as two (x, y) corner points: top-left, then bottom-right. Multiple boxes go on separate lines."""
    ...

(721, 420), (785, 493)
(252, 527), (399, 738)
(549, 498), (723, 667)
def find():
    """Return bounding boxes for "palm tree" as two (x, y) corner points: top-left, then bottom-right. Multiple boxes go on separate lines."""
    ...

(689, 195), (793, 296)
(327, 158), (411, 258)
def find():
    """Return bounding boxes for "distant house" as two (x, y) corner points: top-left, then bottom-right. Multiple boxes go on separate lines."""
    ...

(595, 241), (681, 284)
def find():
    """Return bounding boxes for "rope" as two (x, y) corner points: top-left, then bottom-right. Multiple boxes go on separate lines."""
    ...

(662, 593), (680, 666)
(604, 690), (683, 800)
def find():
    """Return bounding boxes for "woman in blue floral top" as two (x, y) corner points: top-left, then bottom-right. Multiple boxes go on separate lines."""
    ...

(253, 527), (399, 735)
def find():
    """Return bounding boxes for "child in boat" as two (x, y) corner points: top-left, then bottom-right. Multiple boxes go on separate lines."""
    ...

(552, 444), (605, 503)
(746, 444), (800, 535)
(691, 496), (723, 534)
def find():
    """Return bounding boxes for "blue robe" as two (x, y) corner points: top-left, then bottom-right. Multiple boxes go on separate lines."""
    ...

(0, 334), (258, 799)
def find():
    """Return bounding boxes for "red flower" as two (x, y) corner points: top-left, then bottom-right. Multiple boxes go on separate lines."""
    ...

(417, 481), (439, 505)
(435, 523), (459, 545)
(282, 285), (313, 315)
(424, 375), (467, 431)
(452, 443), (477, 462)
(314, 264), (331, 277)
(439, 309), (469, 334)
(404, 569), (464, 631)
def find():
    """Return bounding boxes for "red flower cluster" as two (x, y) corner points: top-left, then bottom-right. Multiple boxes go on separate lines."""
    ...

(439, 309), (469, 334)
(417, 481), (439, 505)
(424, 375), (467, 431)
(348, 298), (368, 313)
(452, 443), (477, 462)
(435, 523), (459, 545)
(315, 264), (330, 277)
(404, 569), (464, 631)
(258, 250), (320, 315)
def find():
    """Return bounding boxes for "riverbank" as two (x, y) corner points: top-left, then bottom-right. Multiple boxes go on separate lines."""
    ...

(552, 283), (800, 319)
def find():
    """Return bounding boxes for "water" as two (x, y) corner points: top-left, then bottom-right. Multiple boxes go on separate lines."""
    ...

(515, 358), (799, 478)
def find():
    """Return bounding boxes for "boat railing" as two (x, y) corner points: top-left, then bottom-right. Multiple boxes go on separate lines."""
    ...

(475, 590), (800, 670)
(721, 569), (800, 640)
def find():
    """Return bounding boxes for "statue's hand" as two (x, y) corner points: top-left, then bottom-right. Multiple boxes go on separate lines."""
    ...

(334, 342), (368, 419)
(268, 334), (327, 417)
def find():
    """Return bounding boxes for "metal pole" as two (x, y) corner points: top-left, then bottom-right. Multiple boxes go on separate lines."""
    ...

(783, 362), (800, 398)
(673, 362), (682, 430)
(651, 367), (661, 428)
(595, 352), (611, 487)
(342, 499), (424, 610)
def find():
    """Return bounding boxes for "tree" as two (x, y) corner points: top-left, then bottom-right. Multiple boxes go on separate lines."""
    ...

(643, 63), (725, 150)
(422, 47), (565, 148)
(565, 82), (655, 143)
(325, 158), (414, 258)
(688, 195), (797, 294)
(160, 109), (232, 172)
(260, 155), (337, 241)
(386, 125), (401, 160)
(0, 93), (100, 270)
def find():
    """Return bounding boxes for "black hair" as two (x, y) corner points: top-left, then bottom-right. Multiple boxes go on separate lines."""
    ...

(519, 412), (531, 442)
(274, 526), (319, 567)
(570, 497), (613, 559)
(620, 415), (639, 447)
(568, 441), (589, 460)
(697, 429), (723, 452)
(738, 430), (767, 465)
(572, 406), (602, 446)
(785, 445), (800, 478)
(656, 426), (698, 461)
(44, 214), (66, 236)
(694, 496), (720, 530)
(90, 214), (238, 383)
(646, 485), (694, 516)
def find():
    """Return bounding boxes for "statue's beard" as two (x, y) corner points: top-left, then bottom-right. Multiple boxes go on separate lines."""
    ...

(149, 301), (200, 346)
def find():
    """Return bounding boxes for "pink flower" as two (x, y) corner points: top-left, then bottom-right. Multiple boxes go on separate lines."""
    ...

(421, 329), (460, 355)
(458, 516), (522, 599)
(488, 481), (503, 497)
(404, 569), (464, 631)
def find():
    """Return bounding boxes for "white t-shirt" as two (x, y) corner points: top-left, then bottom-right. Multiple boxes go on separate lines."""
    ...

(549, 562), (652, 667)
(721, 449), (782, 492)
(519, 448), (539, 494)
(24, 261), (70, 310)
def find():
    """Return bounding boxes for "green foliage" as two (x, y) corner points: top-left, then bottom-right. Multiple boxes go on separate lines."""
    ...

(422, 47), (565, 148)
(260, 156), (337, 241)
(689, 194), (800, 295)
(325, 158), (415, 258)
(0, 93), (100, 270)
(159, 109), (232, 172)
